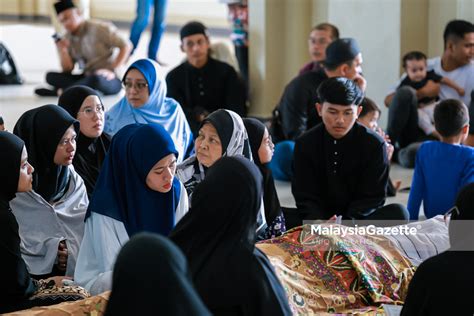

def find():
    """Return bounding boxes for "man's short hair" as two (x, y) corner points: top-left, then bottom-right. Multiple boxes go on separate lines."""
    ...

(317, 77), (364, 106)
(443, 20), (474, 49)
(312, 23), (340, 40)
(54, 0), (76, 15)
(323, 38), (360, 71)
(0, 116), (4, 125)
(180, 21), (209, 41)
(402, 51), (427, 68)
(434, 99), (469, 137)
(359, 97), (381, 118)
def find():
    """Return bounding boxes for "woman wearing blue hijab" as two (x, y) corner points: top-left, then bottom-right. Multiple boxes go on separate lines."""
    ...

(74, 123), (189, 295)
(104, 59), (193, 162)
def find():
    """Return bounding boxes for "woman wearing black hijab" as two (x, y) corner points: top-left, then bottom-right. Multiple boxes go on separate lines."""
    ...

(244, 118), (286, 239)
(10, 105), (89, 278)
(58, 85), (111, 198)
(170, 156), (292, 316)
(0, 131), (86, 313)
(0, 131), (36, 312)
(105, 233), (210, 316)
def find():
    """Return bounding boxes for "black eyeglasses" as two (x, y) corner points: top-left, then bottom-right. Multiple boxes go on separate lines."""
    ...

(122, 81), (148, 91)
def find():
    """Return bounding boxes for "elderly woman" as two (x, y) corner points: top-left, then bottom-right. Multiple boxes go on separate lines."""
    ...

(177, 109), (268, 234)
(104, 58), (193, 162)
(10, 105), (88, 278)
(74, 123), (189, 295)
(177, 109), (250, 194)
(58, 85), (110, 198)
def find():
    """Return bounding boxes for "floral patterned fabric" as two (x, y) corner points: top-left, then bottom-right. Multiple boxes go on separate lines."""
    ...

(262, 214), (286, 240)
(5, 291), (109, 316)
(257, 224), (415, 315)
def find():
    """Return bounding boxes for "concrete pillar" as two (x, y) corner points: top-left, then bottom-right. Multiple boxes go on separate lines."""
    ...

(248, 0), (313, 117)
(428, 0), (474, 57)
(401, 0), (429, 65)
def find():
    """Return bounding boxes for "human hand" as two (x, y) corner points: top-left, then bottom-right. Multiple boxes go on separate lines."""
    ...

(375, 127), (392, 143)
(45, 276), (72, 287)
(55, 38), (70, 51)
(456, 87), (465, 96)
(417, 80), (440, 99)
(386, 142), (394, 161)
(57, 240), (68, 272)
(353, 74), (367, 92)
(326, 214), (342, 224)
(95, 68), (116, 81)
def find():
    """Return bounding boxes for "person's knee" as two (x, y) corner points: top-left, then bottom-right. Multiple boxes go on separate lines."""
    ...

(381, 203), (410, 222)
(397, 85), (416, 97)
(86, 75), (101, 89)
(394, 86), (417, 104)
(397, 142), (421, 168)
(392, 203), (410, 220)
(269, 140), (295, 181)
(45, 72), (59, 85)
(87, 76), (121, 95)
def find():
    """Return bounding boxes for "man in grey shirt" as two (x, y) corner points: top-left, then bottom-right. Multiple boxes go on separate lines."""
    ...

(35, 0), (132, 96)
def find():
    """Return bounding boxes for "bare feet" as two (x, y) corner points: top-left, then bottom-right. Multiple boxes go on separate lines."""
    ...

(393, 179), (402, 191)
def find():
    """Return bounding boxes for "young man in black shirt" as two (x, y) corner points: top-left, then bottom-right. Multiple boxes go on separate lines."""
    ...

(292, 77), (408, 221)
(166, 21), (246, 134)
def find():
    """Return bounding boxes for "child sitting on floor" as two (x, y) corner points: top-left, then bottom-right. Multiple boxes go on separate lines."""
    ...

(407, 99), (474, 220)
(398, 51), (465, 139)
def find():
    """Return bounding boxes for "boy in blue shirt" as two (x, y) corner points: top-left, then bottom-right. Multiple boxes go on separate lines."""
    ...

(408, 99), (474, 219)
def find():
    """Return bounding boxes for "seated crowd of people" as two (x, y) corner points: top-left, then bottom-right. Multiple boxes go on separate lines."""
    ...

(1, 1), (473, 314)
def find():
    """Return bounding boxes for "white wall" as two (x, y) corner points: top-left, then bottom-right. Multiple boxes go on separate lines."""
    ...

(327, 0), (401, 127)
(0, 0), (229, 27)
(91, 0), (228, 27)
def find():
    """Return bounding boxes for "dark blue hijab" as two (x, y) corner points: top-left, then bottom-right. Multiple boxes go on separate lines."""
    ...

(86, 123), (181, 236)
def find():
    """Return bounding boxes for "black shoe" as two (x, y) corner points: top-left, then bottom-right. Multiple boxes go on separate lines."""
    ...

(35, 88), (57, 97)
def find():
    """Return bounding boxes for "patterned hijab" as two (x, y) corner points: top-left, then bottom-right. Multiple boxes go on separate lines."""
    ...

(104, 59), (192, 162)
(176, 109), (251, 195)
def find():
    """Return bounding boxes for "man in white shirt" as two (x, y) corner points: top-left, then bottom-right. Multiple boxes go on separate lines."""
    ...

(384, 20), (474, 167)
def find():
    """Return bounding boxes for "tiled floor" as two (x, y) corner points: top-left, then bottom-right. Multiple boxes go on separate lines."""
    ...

(0, 22), (205, 128)
(0, 22), (419, 216)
